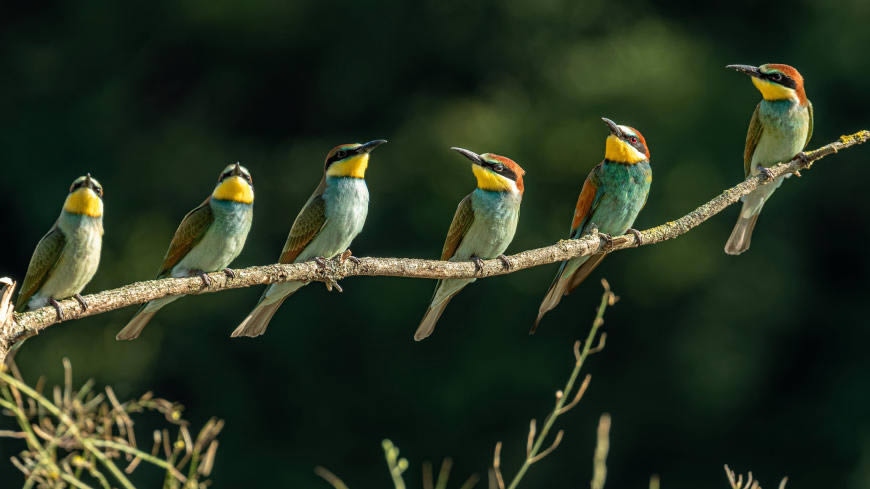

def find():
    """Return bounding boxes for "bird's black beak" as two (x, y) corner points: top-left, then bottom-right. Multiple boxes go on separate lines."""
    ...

(450, 147), (484, 166)
(601, 118), (623, 138)
(359, 139), (388, 154)
(231, 162), (243, 176)
(726, 64), (761, 78)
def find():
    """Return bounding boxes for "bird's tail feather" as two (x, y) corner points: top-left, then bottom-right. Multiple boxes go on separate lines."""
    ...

(532, 254), (606, 334)
(231, 296), (287, 338)
(725, 205), (762, 256)
(116, 296), (178, 341)
(414, 295), (455, 341)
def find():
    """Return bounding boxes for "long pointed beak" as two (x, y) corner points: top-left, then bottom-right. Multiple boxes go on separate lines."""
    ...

(231, 162), (243, 176)
(359, 139), (388, 153)
(85, 173), (93, 186)
(726, 64), (761, 77)
(450, 146), (484, 165)
(601, 117), (623, 138)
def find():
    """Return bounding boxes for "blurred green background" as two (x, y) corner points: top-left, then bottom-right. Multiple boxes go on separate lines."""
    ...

(2, 0), (869, 487)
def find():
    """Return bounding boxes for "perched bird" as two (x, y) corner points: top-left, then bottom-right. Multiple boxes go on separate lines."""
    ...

(231, 140), (387, 338)
(414, 147), (525, 341)
(724, 63), (813, 255)
(16, 174), (104, 318)
(533, 118), (651, 333)
(116, 163), (254, 340)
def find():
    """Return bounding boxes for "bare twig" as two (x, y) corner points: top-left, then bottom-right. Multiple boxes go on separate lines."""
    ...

(724, 464), (788, 489)
(315, 466), (351, 489)
(0, 131), (865, 360)
(590, 413), (611, 489)
(493, 280), (616, 489)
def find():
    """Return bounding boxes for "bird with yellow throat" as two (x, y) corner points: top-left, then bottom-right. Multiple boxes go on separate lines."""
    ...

(533, 118), (652, 333)
(724, 63), (813, 255)
(414, 147), (525, 341)
(117, 163), (254, 340)
(16, 174), (104, 321)
(232, 140), (387, 338)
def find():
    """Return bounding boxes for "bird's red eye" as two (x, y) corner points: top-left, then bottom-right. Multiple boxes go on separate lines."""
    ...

(629, 136), (638, 144)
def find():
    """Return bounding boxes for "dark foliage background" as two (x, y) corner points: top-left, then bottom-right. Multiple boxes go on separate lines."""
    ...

(1, 0), (869, 487)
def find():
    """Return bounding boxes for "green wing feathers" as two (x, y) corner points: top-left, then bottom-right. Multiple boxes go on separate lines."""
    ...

(744, 103), (763, 177)
(16, 225), (66, 310)
(279, 191), (328, 264)
(440, 194), (475, 260)
(158, 199), (215, 278)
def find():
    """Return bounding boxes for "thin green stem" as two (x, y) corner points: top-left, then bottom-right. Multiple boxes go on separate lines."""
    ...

(91, 439), (187, 482)
(60, 471), (96, 489)
(504, 283), (614, 489)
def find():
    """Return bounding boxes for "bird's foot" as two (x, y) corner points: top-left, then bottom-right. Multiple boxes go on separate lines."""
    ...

(195, 270), (211, 287)
(340, 249), (360, 265)
(758, 166), (774, 181)
(471, 256), (485, 273)
(497, 254), (512, 270)
(74, 293), (88, 312)
(223, 268), (235, 279)
(598, 232), (614, 251)
(49, 298), (64, 321)
(314, 256), (328, 270)
(627, 228), (643, 247)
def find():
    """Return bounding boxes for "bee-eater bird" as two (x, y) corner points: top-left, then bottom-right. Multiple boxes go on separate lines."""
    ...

(532, 118), (651, 333)
(724, 63), (813, 255)
(231, 140), (387, 338)
(116, 163), (254, 340)
(414, 147), (525, 341)
(16, 174), (104, 319)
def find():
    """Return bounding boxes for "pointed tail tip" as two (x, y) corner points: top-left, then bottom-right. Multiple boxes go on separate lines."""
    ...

(230, 301), (282, 338)
(414, 301), (450, 342)
(116, 311), (156, 341)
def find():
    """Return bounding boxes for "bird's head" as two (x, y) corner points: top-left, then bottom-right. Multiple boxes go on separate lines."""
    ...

(63, 174), (104, 217)
(602, 118), (650, 164)
(212, 162), (254, 204)
(324, 139), (388, 179)
(452, 147), (525, 194)
(726, 63), (807, 105)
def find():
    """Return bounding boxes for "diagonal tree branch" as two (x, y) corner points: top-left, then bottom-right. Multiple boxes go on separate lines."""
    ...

(0, 130), (867, 361)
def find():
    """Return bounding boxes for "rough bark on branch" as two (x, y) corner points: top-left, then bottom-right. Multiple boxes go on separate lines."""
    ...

(1, 130), (867, 361)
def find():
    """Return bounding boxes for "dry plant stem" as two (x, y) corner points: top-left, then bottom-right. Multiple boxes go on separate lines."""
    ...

(0, 130), (866, 360)
(496, 280), (616, 489)
(0, 369), (137, 489)
(90, 439), (186, 481)
(724, 465), (788, 489)
(590, 413), (611, 489)
(314, 466), (351, 489)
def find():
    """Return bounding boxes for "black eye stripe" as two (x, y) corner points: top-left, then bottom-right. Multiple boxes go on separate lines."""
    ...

(325, 147), (361, 169)
(617, 134), (647, 154)
(484, 161), (517, 181)
(71, 181), (103, 196)
(763, 71), (797, 89)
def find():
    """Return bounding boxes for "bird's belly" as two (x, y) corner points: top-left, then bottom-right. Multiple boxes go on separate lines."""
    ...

(587, 190), (646, 237)
(298, 180), (368, 262)
(454, 195), (519, 260)
(453, 216), (516, 260)
(173, 221), (250, 276)
(751, 129), (807, 171)
(31, 223), (102, 306)
(753, 105), (809, 170)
